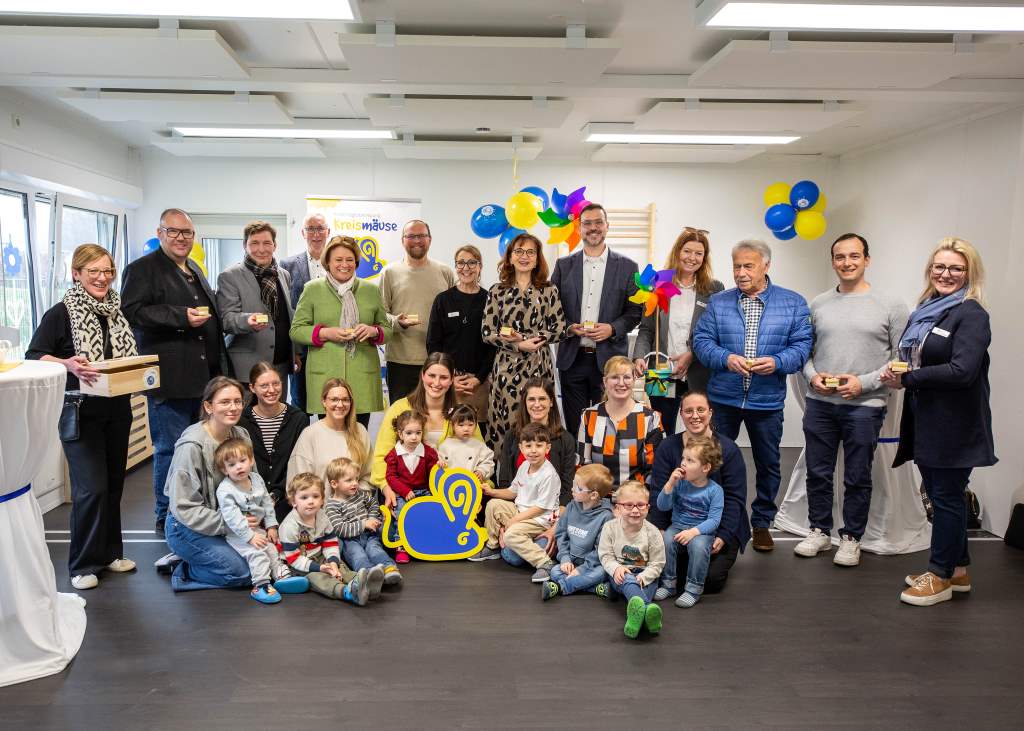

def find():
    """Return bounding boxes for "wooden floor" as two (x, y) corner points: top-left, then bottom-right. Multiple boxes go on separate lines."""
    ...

(3, 451), (1023, 730)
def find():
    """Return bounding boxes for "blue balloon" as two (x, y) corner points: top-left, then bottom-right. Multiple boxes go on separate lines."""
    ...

(499, 226), (526, 256)
(470, 204), (508, 239)
(773, 226), (797, 241)
(765, 204), (797, 232)
(143, 237), (160, 254)
(790, 180), (820, 210)
(519, 186), (550, 212)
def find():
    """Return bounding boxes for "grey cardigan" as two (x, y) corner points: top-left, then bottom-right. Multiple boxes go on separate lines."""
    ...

(631, 278), (724, 394)
(216, 262), (294, 381)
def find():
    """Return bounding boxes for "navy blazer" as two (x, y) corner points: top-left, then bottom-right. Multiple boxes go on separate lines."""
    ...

(279, 251), (312, 308)
(893, 299), (997, 470)
(551, 247), (641, 371)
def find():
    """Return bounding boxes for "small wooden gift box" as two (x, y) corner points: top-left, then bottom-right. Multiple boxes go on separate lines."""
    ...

(79, 355), (160, 397)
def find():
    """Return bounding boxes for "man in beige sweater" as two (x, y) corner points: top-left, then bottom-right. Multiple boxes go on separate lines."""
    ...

(380, 219), (455, 401)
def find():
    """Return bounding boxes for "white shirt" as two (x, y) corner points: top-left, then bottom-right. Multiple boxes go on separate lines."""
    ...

(307, 252), (326, 281)
(667, 281), (697, 358)
(579, 246), (608, 348)
(394, 440), (425, 474)
(509, 460), (560, 527)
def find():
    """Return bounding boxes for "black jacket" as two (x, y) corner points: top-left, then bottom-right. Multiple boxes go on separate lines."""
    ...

(237, 403), (309, 523)
(893, 299), (997, 470)
(426, 286), (496, 382)
(121, 248), (230, 399)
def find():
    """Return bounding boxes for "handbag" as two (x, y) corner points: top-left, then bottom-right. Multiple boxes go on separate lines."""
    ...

(59, 391), (85, 442)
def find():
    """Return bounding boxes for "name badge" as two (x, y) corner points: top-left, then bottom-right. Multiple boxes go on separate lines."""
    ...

(931, 327), (950, 338)
(696, 301), (707, 308)
(448, 311), (460, 318)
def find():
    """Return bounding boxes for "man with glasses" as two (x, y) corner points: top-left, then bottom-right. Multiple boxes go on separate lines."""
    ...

(122, 207), (228, 538)
(551, 203), (642, 438)
(380, 219), (454, 401)
(794, 233), (908, 567)
(280, 212), (330, 411)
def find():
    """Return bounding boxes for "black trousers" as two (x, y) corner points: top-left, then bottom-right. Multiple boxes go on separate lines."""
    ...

(61, 394), (133, 576)
(386, 362), (423, 404)
(675, 540), (739, 594)
(558, 350), (604, 441)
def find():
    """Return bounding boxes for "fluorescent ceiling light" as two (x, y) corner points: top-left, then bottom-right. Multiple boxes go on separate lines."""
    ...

(173, 126), (393, 140)
(702, 3), (1024, 32)
(0, 0), (355, 20)
(585, 133), (799, 145)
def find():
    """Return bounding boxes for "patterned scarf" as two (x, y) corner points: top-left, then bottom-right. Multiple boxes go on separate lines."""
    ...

(62, 282), (138, 362)
(243, 255), (280, 320)
(326, 272), (360, 357)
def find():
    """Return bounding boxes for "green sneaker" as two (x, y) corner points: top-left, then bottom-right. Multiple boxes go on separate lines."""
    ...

(624, 596), (645, 639)
(644, 602), (663, 635)
(541, 581), (560, 601)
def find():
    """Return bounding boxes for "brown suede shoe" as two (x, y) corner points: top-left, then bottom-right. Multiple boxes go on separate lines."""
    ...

(906, 571), (971, 593)
(752, 527), (775, 552)
(900, 571), (952, 606)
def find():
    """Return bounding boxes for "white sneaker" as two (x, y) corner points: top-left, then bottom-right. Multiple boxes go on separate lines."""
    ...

(833, 536), (861, 566)
(793, 528), (832, 557)
(107, 558), (136, 572)
(71, 574), (98, 590)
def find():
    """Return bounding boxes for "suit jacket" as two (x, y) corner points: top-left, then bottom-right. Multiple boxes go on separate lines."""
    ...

(120, 247), (229, 399)
(216, 262), (295, 381)
(632, 278), (725, 394)
(551, 247), (641, 371)
(279, 251), (312, 307)
(893, 299), (996, 470)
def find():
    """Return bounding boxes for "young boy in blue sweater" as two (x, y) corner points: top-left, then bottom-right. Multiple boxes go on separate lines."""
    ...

(541, 464), (615, 601)
(654, 436), (724, 607)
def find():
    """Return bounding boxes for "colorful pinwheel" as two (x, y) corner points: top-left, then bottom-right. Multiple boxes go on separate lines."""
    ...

(629, 265), (680, 317)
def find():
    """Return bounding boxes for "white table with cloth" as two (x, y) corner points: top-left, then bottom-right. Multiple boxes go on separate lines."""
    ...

(0, 360), (87, 687)
(775, 374), (931, 554)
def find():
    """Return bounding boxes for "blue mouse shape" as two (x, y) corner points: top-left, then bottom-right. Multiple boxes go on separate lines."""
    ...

(355, 236), (386, 279)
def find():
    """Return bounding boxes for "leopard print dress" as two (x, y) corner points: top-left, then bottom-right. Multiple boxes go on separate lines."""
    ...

(481, 282), (566, 447)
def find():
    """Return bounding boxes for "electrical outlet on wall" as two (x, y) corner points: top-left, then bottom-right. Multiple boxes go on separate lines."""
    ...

(10, 114), (22, 129)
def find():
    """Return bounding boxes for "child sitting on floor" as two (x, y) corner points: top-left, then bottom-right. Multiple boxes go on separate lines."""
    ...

(383, 410), (439, 564)
(324, 457), (403, 594)
(436, 404), (495, 484)
(214, 438), (307, 604)
(541, 463), (615, 601)
(598, 480), (665, 639)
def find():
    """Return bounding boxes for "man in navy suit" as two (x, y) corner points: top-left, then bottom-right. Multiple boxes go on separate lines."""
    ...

(279, 212), (330, 412)
(551, 203), (642, 439)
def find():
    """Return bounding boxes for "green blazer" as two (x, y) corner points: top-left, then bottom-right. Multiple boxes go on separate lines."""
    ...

(290, 278), (392, 414)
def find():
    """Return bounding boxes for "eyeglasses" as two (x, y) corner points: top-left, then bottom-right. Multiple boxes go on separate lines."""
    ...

(82, 267), (116, 279)
(326, 397), (353, 405)
(618, 502), (649, 511)
(303, 226), (328, 234)
(681, 407), (709, 416)
(683, 227), (710, 236)
(160, 227), (195, 240)
(455, 259), (481, 270)
(930, 263), (966, 276)
(606, 374), (635, 384)
(214, 398), (244, 407)
(580, 220), (607, 230)
(511, 248), (537, 258)
(571, 483), (595, 494)
(403, 233), (430, 241)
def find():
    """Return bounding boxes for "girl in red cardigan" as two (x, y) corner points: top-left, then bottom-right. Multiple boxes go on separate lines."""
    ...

(383, 410), (438, 563)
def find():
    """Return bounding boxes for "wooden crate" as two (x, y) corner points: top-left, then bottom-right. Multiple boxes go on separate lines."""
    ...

(126, 394), (154, 471)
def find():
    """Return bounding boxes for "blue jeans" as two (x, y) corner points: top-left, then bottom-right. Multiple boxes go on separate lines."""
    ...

(609, 569), (657, 604)
(803, 399), (885, 540)
(549, 561), (606, 595)
(918, 466), (972, 579)
(662, 528), (714, 596)
(389, 490), (429, 544)
(712, 401), (784, 529)
(165, 515), (251, 592)
(148, 397), (201, 524)
(343, 532), (395, 571)
(501, 536), (549, 567)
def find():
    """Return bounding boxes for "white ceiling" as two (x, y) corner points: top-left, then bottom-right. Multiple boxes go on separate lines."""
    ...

(2, 0), (1023, 163)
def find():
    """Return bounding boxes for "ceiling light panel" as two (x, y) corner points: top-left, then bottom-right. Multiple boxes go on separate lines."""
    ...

(172, 124), (393, 140)
(585, 131), (799, 145)
(0, 0), (355, 20)
(58, 91), (292, 124)
(635, 101), (862, 133)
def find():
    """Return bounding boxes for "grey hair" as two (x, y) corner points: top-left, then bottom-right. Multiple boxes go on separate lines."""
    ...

(159, 208), (193, 226)
(732, 239), (772, 263)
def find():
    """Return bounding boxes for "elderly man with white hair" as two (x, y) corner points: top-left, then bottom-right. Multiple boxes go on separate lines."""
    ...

(692, 239), (812, 552)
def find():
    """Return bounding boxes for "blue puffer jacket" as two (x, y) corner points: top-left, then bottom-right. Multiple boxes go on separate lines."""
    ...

(692, 280), (812, 410)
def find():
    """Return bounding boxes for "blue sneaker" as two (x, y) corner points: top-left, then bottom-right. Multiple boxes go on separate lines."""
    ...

(251, 585), (281, 604)
(274, 575), (309, 594)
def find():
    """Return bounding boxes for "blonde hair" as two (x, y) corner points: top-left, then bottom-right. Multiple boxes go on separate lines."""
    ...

(601, 355), (636, 403)
(321, 235), (361, 271)
(575, 463), (614, 498)
(919, 237), (986, 306)
(287, 472), (324, 503)
(683, 435), (723, 474)
(664, 228), (716, 297)
(213, 437), (254, 472)
(617, 480), (648, 503)
(71, 244), (114, 273)
(324, 457), (360, 497)
(320, 378), (367, 467)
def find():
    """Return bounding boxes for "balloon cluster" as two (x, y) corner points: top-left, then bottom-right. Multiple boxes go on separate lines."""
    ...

(470, 185), (592, 254)
(763, 180), (828, 241)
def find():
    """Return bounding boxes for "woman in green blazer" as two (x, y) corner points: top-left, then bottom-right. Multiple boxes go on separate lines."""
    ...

(290, 235), (391, 424)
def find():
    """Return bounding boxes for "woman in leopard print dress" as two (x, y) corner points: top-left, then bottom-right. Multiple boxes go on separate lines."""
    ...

(481, 233), (566, 447)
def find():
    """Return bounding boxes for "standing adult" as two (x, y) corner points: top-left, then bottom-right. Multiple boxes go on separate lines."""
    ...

(280, 212), (330, 412)
(648, 391), (750, 594)
(692, 239), (812, 552)
(217, 220), (296, 388)
(794, 233), (909, 567)
(121, 207), (228, 537)
(289, 235), (390, 427)
(578, 355), (664, 488)
(632, 227), (724, 434)
(426, 244), (496, 436)
(481, 233), (567, 448)
(551, 203), (642, 439)
(26, 244), (138, 590)
(237, 362), (308, 524)
(883, 238), (995, 607)
(380, 219), (455, 403)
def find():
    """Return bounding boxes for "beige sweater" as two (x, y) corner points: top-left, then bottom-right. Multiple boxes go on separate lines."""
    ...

(286, 420), (373, 496)
(598, 518), (666, 588)
(380, 259), (455, 364)
(436, 436), (495, 480)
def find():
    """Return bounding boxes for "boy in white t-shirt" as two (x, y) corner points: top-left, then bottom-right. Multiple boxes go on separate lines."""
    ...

(469, 422), (559, 582)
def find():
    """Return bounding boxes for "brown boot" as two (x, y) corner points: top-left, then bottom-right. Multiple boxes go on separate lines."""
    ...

(752, 527), (775, 552)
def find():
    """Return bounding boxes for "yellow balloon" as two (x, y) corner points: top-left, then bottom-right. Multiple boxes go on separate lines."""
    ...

(189, 243), (206, 263)
(547, 222), (574, 244)
(506, 191), (543, 230)
(794, 210), (827, 240)
(763, 182), (791, 208)
(809, 194), (827, 213)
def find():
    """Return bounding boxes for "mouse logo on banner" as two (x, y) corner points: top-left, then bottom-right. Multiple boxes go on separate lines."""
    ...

(355, 236), (386, 279)
(381, 465), (487, 561)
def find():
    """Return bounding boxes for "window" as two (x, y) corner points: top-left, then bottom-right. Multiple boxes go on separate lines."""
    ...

(55, 205), (117, 298)
(0, 189), (36, 358)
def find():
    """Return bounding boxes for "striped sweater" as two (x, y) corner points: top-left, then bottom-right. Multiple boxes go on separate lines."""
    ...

(325, 491), (383, 539)
(277, 509), (341, 574)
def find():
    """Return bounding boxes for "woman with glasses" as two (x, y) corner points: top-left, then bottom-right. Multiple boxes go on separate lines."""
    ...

(632, 227), (724, 434)
(287, 378), (372, 491)
(426, 244), (496, 440)
(883, 238), (996, 607)
(237, 362), (309, 523)
(27, 244), (139, 591)
(481, 233), (567, 448)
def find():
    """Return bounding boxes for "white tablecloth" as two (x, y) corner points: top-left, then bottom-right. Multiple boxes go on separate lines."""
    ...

(0, 360), (87, 687)
(775, 375), (931, 555)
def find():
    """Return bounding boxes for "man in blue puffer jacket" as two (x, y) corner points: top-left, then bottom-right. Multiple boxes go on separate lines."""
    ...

(693, 239), (812, 552)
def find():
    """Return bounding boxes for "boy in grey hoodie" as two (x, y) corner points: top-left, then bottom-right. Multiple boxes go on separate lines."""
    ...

(541, 464), (616, 600)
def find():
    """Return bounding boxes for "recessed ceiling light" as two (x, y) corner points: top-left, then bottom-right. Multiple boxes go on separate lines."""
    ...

(699, 2), (1024, 32)
(585, 132), (799, 145)
(0, 0), (356, 20)
(173, 126), (393, 140)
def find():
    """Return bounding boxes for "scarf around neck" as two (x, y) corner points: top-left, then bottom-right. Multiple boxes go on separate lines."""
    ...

(899, 287), (967, 360)
(62, 282), (138, 363)
(244, 255), (280, 320)
(326, 272), (360, 356)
